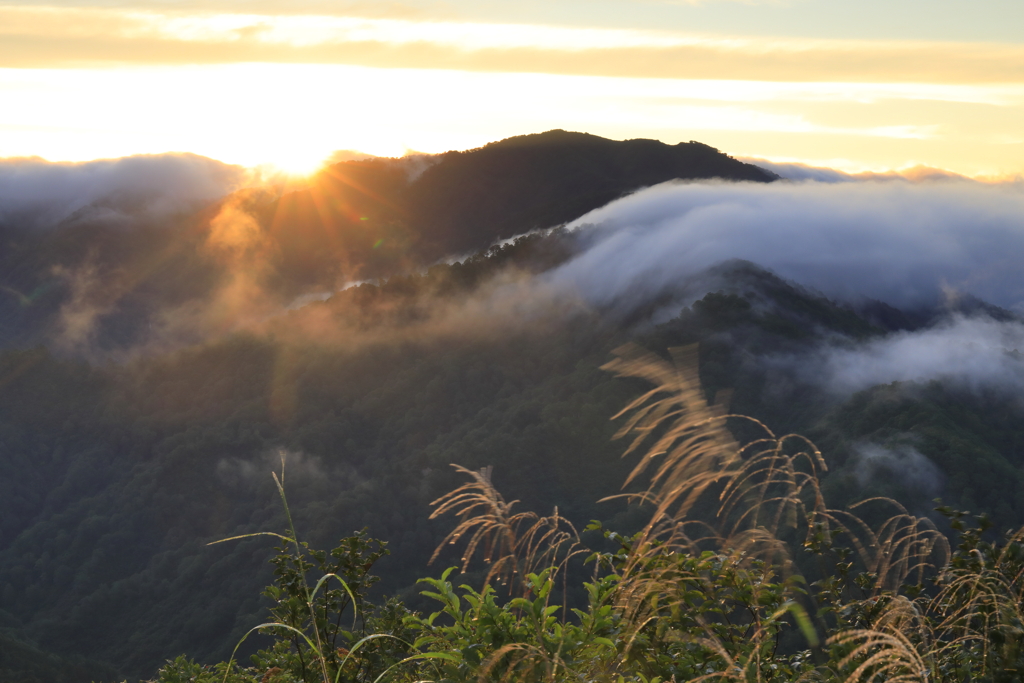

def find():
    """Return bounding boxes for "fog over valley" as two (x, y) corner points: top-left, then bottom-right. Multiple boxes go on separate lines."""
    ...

(0, 154), (247, 230)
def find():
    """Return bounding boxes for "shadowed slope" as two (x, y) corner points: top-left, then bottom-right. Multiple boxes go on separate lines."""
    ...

(265, 130), (776, 286)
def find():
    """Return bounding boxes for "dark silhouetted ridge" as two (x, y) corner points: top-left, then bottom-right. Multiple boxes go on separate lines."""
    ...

(264, 130), (775, 286)
(0, 131), (774, 351)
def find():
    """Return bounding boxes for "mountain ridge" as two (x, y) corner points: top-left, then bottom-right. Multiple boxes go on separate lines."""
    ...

(264, 129), (776, 286)
(0, 131), (774, 354)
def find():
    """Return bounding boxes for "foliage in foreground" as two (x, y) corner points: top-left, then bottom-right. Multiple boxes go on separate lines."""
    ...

(152, 345), (1024, 683)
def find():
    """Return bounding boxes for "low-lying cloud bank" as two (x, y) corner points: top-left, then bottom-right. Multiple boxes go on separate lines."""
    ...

(10, 152), (1024, 406)
(554, 178), (1024, 313)
(851, 441), (943, 497)
(0, 153), (245, 229)
(739, 159), (990, 184)
(781, 315), (1024, 396)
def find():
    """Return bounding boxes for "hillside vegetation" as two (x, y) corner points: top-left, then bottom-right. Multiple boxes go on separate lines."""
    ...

(1, 135), (1022, 682)
(149, 346), (1024, 683)
(0, 131), (772, 352)
(2, 237), (1024, 680)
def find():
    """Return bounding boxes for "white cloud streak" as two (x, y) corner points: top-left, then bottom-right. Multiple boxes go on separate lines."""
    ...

(799, 315), (1024, 394)
(0, 153), (245, 229)
(0, 6), (730, 50)
(552, 178), (1024, 312)
(738, 159), (986, 183)
(542, 176), (1024, 397)
(851, 441), (943, 495)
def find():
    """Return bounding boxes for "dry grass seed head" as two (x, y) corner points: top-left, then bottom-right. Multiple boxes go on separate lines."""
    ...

(429, 465), (581, 589)
(828, 628), (931, 683)
(602, 344), (829, 576)
(716, 434), (827, 542)
(929, 554), (1024, 676)
(601, 344), (742, 525)
(820, 499), (950, 595)
(429, 465), (534, 578)
(477, 643), (562, 683)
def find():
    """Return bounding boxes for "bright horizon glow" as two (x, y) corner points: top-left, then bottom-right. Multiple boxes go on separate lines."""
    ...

(263, 152), (333, 178)
(1, 2), (1022, 177)
(1, 63), (1021, 177)
(0, 6), (725, 51)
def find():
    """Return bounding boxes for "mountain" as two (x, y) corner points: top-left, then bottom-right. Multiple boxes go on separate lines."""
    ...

(4, 134), (1024, 682)
(251, 130), (776, 286)
(2, 240), (1023, 681)
(0, 131), (773, 354)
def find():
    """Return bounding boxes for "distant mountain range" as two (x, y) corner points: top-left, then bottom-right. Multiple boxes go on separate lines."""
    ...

(4, 131), (1024, 683)
(265, 130), (774, 283)
(0, 130), (774, 353)
(3, 249), (1022, 683)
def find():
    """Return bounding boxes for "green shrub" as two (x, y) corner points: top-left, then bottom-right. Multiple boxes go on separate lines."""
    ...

(151, 345), (1024, 683)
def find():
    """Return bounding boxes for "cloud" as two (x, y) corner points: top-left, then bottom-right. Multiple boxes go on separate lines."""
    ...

(135, 191), (288, 353)
(0, 153), (245, 229)
(215, 448), (361, 490)
(850, 441), (943, 497)
(551, 178), (1024, 312)
(786, 314), (1024, 396)
(743, 160), (858, 183)
(5, 5), (1024, 85)
(737, 159), (975, 183)
(50, 262), (114, 352)
(89, 172), (1024, 362)
(12, 149), (1024, 374)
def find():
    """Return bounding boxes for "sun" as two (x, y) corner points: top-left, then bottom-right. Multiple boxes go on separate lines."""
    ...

(268, 148), (330, 178)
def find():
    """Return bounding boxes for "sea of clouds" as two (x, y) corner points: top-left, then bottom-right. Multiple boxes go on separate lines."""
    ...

(7, 150), (1024, 400)
(555, 177), (1024, 312)
(0, 153), (246, 229)
(546, 174), (1024, 396)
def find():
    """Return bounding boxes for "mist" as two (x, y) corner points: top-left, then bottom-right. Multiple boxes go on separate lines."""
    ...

(851, 441), (944, 497)
(774, 314), (1024, 396)
(553, 178), (1024, 313)
(11, 151), (1024, 387)
(739, 158), (981, 184)
(0, 153), (245, 229)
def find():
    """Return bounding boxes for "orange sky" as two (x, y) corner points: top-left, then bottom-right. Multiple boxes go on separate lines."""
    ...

(1, 1), (1022, 176)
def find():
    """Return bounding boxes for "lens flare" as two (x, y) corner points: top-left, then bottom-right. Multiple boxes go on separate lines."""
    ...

(267, 148), (330, 178)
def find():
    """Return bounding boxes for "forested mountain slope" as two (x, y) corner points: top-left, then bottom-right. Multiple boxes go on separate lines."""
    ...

(3, 134), (1023, 682)
(2, 235), (1023, 680)
(0, 131), (772, 353)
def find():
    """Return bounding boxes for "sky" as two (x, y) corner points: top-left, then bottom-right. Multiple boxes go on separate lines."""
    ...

(1, 0), (1022, 176)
